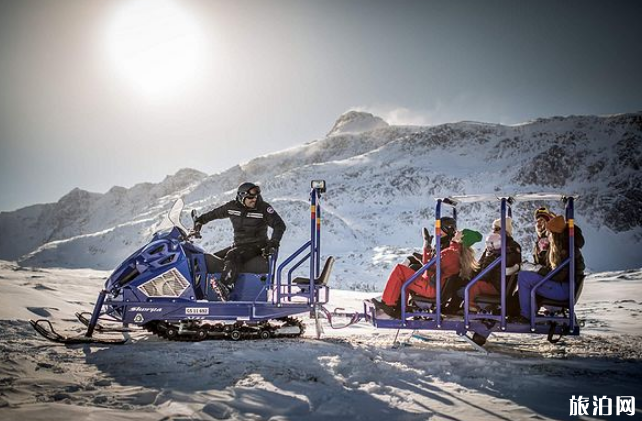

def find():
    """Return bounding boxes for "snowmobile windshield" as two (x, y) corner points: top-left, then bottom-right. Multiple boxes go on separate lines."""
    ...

(155, 199), (189, 238)
(167, 199), (189, 234)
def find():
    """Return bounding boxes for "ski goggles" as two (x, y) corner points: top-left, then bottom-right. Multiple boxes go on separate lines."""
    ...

(239, 187), (261, 200)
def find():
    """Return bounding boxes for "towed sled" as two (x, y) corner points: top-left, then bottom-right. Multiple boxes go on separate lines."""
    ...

(31, 181), (335, 344)
(364, 193), (583, 350)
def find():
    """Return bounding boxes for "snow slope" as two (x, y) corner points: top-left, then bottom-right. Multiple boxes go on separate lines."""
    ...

(0, 261), (641, 421)
(0, 111), (640, 290)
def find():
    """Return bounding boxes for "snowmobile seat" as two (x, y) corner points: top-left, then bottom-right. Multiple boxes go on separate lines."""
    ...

(241, 255), (270, 274)
(475, 264), (521, 305)
(210, 247), (270, 273)
(292, 256), (335, 286)
(204, 250), (270, 302)
(205, 253), (225, 273)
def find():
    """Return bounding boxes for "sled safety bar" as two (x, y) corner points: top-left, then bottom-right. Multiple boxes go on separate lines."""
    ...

(276, 181), (327, 306)
(436, 195), (577, 332)
(400, 197), (516, 329)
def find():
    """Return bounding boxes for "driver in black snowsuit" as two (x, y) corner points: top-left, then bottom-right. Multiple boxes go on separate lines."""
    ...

(194, 182), (286, 299)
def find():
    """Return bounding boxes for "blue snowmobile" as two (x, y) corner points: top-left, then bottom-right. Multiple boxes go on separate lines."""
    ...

(31, 181), (333, 344)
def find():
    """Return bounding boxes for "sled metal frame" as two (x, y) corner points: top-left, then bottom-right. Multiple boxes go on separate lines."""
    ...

(275, 184), (329, 307)
(77, 182), (330, 339)
(365, 193), (580, 341)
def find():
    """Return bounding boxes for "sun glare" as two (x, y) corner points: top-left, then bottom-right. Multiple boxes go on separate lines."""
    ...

(104, 0), (204, 98)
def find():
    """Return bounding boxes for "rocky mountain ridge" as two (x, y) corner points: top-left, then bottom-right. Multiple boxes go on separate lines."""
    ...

(1, 111), (640, 290)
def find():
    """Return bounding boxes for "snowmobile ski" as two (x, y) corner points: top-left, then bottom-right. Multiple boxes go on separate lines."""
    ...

(30, 319), (127, 345)
(75, 312), (136, 333)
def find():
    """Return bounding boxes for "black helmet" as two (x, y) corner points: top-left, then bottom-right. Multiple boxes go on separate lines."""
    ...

(440, 217), (457, 237)
(237, 182), (261, 206)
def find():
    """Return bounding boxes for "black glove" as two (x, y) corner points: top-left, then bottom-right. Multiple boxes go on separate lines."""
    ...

(405, 253), (422, 271)
(189, 210), (203, 238)
(264, 239), (280, 256)
(189, 222), (202, 239)
(422, 227), (433, 250)
(267, 239), (280, 248)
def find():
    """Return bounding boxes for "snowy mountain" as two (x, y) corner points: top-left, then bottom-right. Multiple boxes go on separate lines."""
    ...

(326, 110), (389, 136)
(1, 111), (640, 289)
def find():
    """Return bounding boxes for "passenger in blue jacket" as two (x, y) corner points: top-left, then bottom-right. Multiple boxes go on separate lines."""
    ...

(194, 182), (286, 299)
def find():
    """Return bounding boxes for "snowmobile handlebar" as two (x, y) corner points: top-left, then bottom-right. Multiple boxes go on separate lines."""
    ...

(188, 229), (202, 240)
(188, 209), (202, 239)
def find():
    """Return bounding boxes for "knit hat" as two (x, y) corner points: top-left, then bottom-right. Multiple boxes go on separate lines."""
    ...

(461, 229), (483, 247)
(534, 207), (555, 221)
(492, 218), (513, 236)
(546, 215), (566, 234)
(440, 217), (457, 237)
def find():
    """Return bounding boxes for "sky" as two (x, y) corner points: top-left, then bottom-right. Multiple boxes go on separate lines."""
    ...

(1, 0), (641, 212)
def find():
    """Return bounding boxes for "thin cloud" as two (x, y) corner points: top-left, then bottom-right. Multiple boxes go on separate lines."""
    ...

(352, 105), (431, 126)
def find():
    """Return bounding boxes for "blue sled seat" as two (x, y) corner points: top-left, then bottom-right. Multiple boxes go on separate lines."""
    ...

(537, 275), (585, 310)
(409, 276), (461, 311)
(475, 264), (521, 307)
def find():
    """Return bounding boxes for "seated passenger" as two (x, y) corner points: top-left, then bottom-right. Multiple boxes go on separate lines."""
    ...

(467, 218), (522, 310)
(517, 215), (585, 322)
(373, 227), (482, 318)
(403, 217), (457, 271)
(532, 207), (556, 266)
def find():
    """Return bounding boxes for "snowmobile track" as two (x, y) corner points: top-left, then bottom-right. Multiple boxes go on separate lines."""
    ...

(143, 316), (306, 342)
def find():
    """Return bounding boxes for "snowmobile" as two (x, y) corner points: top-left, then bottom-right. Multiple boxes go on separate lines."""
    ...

(31, 180), (333, 344)
(364, 193), (583, 351)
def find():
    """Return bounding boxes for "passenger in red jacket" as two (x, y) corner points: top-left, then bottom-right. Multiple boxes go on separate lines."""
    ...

(373, 228), (482, 318)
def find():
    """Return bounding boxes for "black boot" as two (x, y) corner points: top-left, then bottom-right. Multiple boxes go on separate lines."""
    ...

(512, 315), (530, 324)
(372, 299), (401, 319)
(443, 296), (463, 315)
(210, 277), (232, 302)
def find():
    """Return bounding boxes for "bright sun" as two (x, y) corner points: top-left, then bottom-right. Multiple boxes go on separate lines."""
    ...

(104, 0), (204, 98)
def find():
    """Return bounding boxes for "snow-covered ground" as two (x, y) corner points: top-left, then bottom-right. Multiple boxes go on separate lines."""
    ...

(1, 260), (641, 420)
